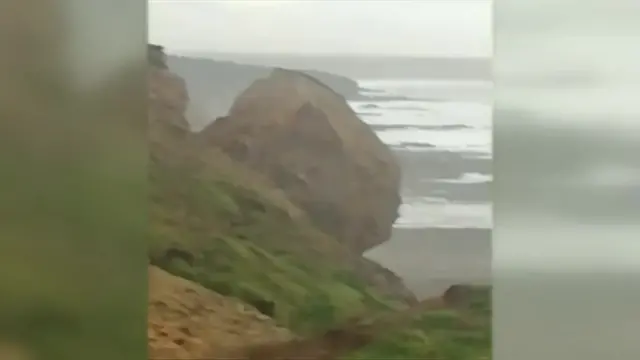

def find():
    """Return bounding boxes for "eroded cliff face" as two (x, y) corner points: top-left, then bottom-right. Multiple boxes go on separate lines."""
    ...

(148, 45), (190, 152)
(199, 68), (402, 255)
(147, 44), (416, 339)
(148, 45), (297, 359)
(145, 42), (489, 360)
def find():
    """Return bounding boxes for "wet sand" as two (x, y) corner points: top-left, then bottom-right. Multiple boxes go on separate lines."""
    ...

(368, 148), (492, 299)
(366, 228), (491, 299)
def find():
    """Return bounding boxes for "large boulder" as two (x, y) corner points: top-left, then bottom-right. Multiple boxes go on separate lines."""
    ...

(198, 68), (402, 255)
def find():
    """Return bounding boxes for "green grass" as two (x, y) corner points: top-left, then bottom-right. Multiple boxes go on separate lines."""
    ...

(149, 154), (378, 331)
(353, 287), (491, 360)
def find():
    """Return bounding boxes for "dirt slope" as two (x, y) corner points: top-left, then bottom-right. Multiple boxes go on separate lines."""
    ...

(148, 262), (484, 360)
(148, 266), (293, 359)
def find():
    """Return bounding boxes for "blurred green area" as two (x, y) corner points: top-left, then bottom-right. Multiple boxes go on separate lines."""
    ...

(0, 2), (147, 359)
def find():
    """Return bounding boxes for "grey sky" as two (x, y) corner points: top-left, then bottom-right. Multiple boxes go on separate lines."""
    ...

(149, 0), (492, 57)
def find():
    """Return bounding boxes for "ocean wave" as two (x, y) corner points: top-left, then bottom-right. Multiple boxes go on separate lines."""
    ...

(370, 124), (472, 131)
(352, 79), (494, 229)
(434, 172), (493, 184)
(351, 100), (492, 129)
(378, 128), (492, 154)
(356, 79), (493, 104)
(394, 198), (492, 229)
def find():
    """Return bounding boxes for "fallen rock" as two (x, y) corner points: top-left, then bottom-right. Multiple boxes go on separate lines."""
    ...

(358, 258), (418, 305)
(442, 284), (474, 309)
(199, 68), (402, 255)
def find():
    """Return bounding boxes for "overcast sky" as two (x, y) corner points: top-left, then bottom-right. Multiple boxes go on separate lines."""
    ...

(149, 0), (492, 57)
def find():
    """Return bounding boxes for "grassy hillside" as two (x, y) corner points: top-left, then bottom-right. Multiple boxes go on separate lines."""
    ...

(149, 139), (491, 358)
(355, 286), (491, 360)
(150, 147), (392, 331)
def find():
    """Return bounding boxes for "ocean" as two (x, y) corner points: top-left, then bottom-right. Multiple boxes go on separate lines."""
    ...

(350, 79), (493, 229)
(350, 79), (493, 298)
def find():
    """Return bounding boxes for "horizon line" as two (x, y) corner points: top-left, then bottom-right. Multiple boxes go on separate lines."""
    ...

(161, 48), (491, 60)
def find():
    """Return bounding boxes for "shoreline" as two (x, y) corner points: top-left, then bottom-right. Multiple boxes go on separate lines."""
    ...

(367, 227), (492, 298)
(352, 78), (492, 298)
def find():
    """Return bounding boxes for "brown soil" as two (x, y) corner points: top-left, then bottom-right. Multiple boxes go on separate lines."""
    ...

(148, 266), (293, 359)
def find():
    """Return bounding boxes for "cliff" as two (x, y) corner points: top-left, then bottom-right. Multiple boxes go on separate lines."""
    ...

(149, 42), (408, 339)
(146, 43), (490, 359)
(199, 68), (402, 255)
(148, 49), (190, 137)
(165, 54), (361, 130)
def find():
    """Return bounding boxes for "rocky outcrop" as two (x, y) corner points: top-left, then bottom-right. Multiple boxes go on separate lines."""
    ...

(199, 68), (402, 255)
(148, 44), (168, 69)
(357, 259), (417, 304)
(148, 44), (192, 165)
(148, 46), (189, 132)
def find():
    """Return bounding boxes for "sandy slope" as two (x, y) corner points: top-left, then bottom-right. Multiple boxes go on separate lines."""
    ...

(148, 266), (292, 359)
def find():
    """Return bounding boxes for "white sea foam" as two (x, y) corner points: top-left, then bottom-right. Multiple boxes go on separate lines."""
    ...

(352, 100), (492, 129)
(349, 79), (492, 158)
(358, 79), (493, 103)
(395, 197), (492, 229)
(352, 79), (493, 229)
(377, 127), (491, 154)
(434, 172), (493, 184)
